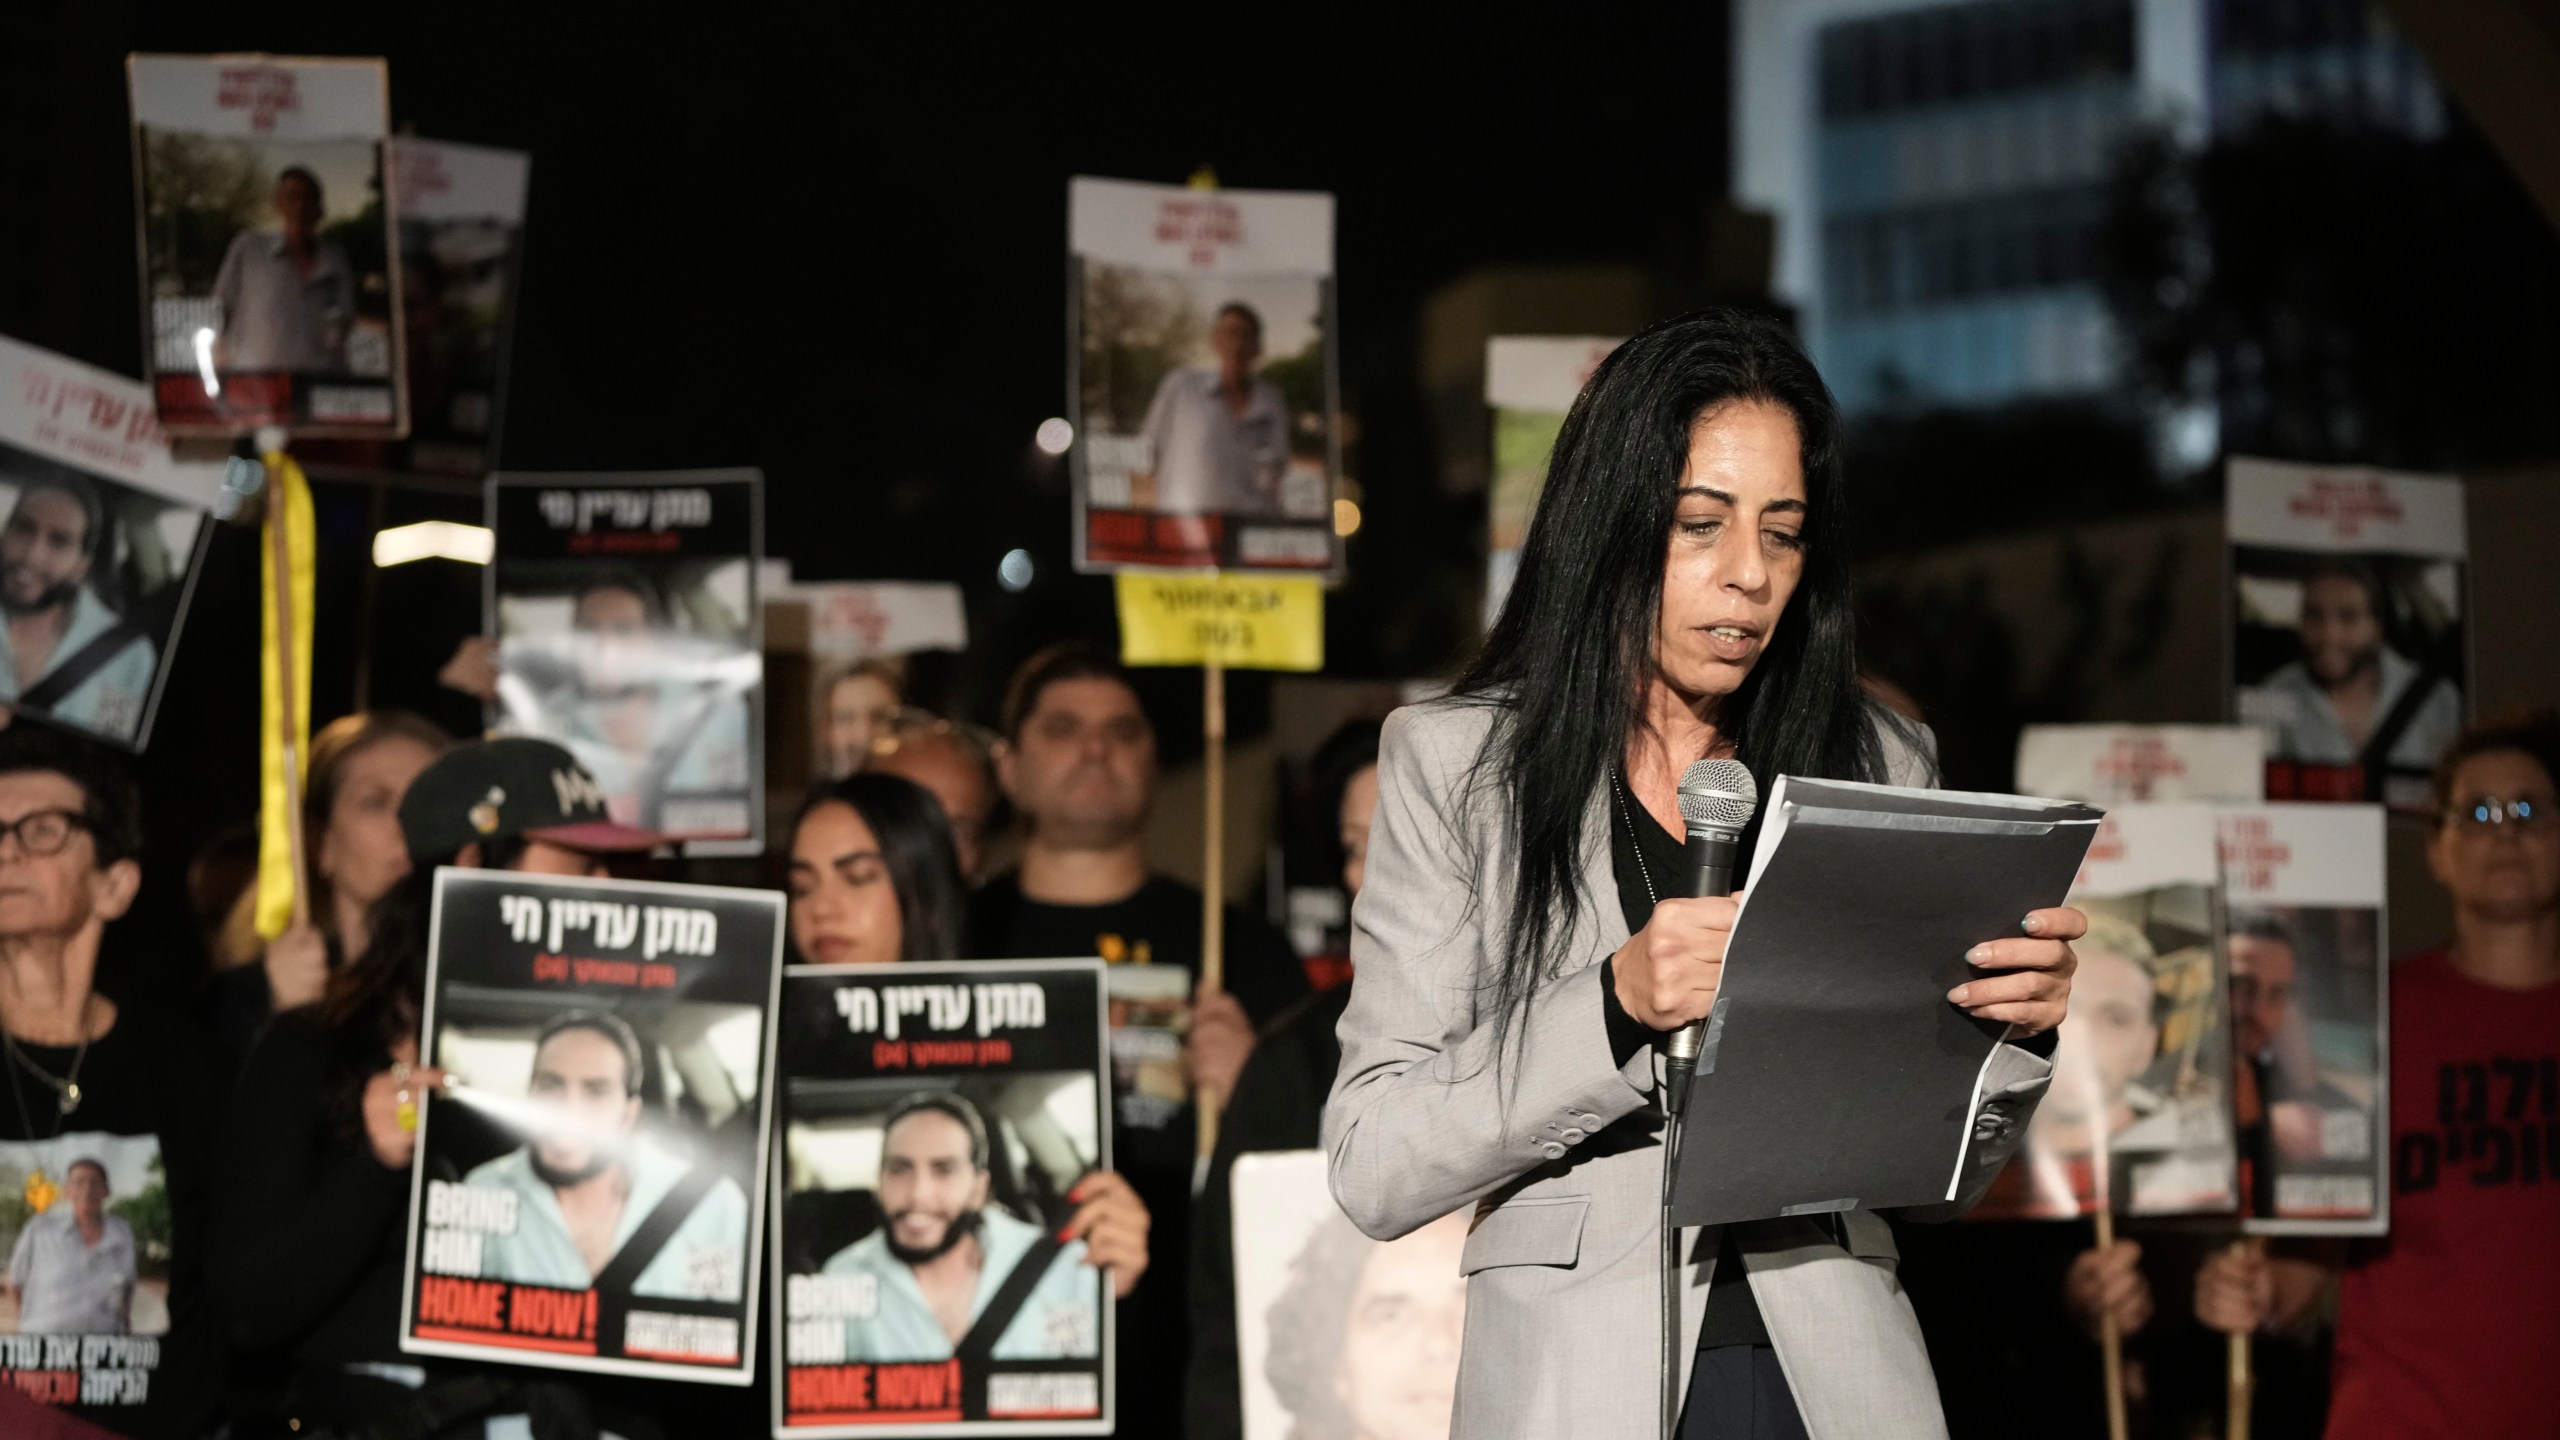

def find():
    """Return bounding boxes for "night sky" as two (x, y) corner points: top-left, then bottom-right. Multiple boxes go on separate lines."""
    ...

(2, 2), (1739, 989)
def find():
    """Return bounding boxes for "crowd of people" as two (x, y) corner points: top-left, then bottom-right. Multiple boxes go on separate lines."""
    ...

(0, 611), (2549, 1439)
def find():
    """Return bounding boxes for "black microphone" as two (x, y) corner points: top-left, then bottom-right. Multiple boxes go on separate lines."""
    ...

(1661, 758), (1758, 1115)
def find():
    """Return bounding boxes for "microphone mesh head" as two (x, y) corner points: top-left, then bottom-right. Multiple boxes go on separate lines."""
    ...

(1677, 758), (1759, 831)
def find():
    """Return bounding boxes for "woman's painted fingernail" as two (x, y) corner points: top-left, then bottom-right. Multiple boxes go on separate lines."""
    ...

(2021, 913), (2045, 935)
(1057, 1226), (1076, 1242)
(1966, 944), (1990, 965)
(1947, 986), (1970, 1005)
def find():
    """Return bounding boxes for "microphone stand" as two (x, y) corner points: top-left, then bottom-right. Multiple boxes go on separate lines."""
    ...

(1660, 1057), (1693, 1440)
(1653, 762), (1756, 1440)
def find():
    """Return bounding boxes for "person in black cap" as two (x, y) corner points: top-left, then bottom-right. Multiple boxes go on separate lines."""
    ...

(393, 734), (668, 875)
(211, 739), (670, 1439)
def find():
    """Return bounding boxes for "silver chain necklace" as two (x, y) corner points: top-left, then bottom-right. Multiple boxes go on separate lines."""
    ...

(3, 1001), (93, 1116)
(1611, 768), (1661, 907)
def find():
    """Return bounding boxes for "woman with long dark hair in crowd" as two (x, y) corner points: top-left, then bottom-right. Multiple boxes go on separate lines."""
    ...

(782, 771), (1152, 1286)
(1323, 309), (2087, 1439)
(786, 772), (969, 966)
(202, 711), (449, 1058)
(212, 738), (667, 1439)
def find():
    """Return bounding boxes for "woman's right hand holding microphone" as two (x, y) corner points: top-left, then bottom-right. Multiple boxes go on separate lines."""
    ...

(1612, 896), (1737, 1031)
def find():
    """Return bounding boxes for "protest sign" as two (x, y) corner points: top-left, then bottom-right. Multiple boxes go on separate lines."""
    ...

(128, 54), (405, 437)
(775, 960), (1113, 1436)
(489, 470), (763, 848)
(1069, 176), (1338, 576)
(1483, 336), (1617, 626)
(0, 1133), (193, 1426)
(1230, 1150), (1467, 1440)
(2015, 724), (2266, 806)
(0, 333), (219, 747)
(2218, 803), (2391, 1234)
(2227, 457), (2466, 812)
(1973, 804), (2237, 1220)
(400, 869), (784, 1382)
(1114, 571), (1322, 671)
(385, 137), (527, 475)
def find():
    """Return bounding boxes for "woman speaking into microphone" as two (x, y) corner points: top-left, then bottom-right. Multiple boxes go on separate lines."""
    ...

(1323, 310), (2084, 1440)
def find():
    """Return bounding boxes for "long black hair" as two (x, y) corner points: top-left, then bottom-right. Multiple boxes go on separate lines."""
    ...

(1455, 308), (1900, 1050)
(794, 772), (969, 962)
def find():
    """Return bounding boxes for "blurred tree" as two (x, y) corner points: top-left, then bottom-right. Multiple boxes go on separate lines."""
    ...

(1076, 262), (1194, 434)
(111, 1155), (173, 1278)
(2101, 116), (2560, 472)
(140, 131), (266, 292)
(321, 194), (390, 307)
(1259, 334), (1328, 456)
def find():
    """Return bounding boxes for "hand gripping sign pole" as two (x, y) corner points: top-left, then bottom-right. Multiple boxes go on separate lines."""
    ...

(2079, 1062), (2129, 1440)
(1116, 571), (1324, 1160)
(2094, 1203), (2129, 1440)
(2228, 1237), (2258, 1440)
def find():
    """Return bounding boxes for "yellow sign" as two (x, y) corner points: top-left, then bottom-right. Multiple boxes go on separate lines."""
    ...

(1115, 573), (1324, 671)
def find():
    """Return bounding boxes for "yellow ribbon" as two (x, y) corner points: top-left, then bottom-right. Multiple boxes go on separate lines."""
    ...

(253, 451), (315, 941)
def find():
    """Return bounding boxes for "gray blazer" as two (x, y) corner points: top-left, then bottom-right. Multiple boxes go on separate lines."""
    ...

(1323, 696), (2053, 1440)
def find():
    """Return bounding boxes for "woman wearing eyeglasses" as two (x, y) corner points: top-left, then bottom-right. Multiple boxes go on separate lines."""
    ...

(2146, 711), (2560, 1440)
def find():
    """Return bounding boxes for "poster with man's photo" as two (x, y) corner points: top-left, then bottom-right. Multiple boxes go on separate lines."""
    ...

(2014, 724), (2266, 806)
(0, 333), (220, 748)
(1973, 805), (2237, 1220)
(0, 1136), (178, 1416)
(2218, 803), (2390, 1235)
(1484, 335), (1618, 626)
(489, 470), (763, 849)
(1230, 1150), (1467, 1440)
(1104, 964), (1192, 1138)
(390, 137), (527, 475)
(128, 54), (406, 437)
(1069, 176), (1338, 576)
(2227, 457), (2466, 812)
(399, 869), (783, 1383)
(774, 960), (1113, 1437)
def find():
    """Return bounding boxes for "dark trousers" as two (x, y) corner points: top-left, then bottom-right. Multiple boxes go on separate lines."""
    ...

(1681, 1344), (1812, 1440)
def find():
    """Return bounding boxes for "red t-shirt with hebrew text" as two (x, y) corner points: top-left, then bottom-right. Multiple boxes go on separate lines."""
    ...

(2326, 948), (2560, 1440)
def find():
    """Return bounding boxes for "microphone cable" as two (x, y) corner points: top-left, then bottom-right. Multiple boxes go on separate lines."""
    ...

(1660, 1092), (1688, 1440)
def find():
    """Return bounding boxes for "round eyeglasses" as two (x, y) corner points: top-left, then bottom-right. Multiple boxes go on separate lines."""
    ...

(0, 809), (91, 858)
(2446, 796), (2554, 831)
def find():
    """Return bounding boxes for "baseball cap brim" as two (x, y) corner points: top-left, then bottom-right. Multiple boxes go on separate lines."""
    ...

(525, 819), (675, 853)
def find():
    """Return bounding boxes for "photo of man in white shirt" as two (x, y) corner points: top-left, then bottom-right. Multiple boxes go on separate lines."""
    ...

(5, 1158), (136, 1335)
(210, 165), (355, 375)
(1131, 302), (1292, 518)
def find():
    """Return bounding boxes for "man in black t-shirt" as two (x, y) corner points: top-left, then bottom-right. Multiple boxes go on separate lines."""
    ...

(0, 726), (219, 1438)
(969, 641), (1308, 1431)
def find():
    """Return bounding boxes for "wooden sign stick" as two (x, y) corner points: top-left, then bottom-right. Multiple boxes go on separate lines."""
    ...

(1196, 654), (1228, 1161)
